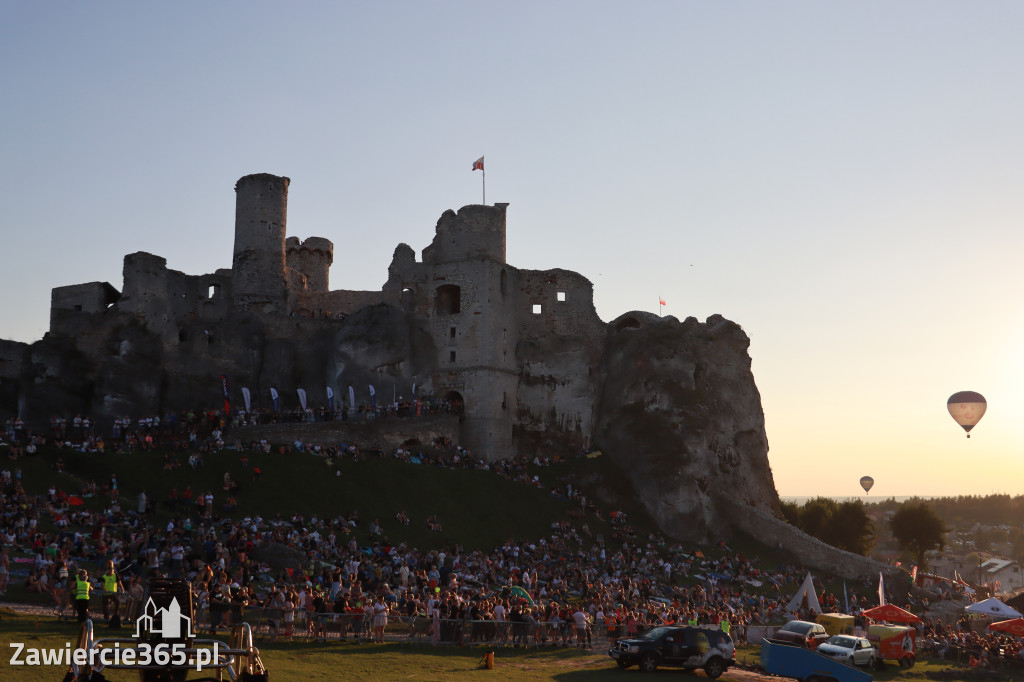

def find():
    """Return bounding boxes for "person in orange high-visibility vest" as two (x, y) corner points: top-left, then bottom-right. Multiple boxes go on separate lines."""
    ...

(606, 613), (617, 639)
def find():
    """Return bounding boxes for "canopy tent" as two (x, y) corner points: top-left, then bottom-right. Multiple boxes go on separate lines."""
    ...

(989, 618), (1024, 637)
(786, 572), (822, 614)
(965, 597), (1022, 619)
(860, 603), (921, 624)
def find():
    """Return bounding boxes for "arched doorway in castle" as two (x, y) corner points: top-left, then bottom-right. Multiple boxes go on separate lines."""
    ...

(442, 390), (464, 416)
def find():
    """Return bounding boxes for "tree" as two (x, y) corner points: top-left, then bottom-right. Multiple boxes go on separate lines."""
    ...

(780, 500), (802, 527)
(890, 502), (947, 571)
(783, 498), (875, 556)
(826, 501), (875, 556)
(801, 497), (839, 540)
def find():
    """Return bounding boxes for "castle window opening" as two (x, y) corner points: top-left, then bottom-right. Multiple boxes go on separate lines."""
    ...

(449, 351), (456, 363)
(435, 284), (461, 315)
(532, 304), (542, 315)
(450, 326), (456, 339)
(400, 287), (416, 309)
(74, 305), (82, 312)
(207, 285), (217, 299)
(557, 291), (566, 302)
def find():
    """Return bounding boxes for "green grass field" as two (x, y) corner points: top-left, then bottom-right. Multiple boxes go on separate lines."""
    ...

(0, 609), (1005, 681)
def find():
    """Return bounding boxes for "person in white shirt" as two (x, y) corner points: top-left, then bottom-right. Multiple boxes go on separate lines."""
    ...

(573, 608), (591, 648)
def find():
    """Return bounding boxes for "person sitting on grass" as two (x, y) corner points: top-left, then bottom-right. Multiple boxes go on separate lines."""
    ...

(26, 568), (47, 593)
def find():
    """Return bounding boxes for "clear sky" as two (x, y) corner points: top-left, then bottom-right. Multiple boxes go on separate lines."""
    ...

(2, 2), (1022, 499)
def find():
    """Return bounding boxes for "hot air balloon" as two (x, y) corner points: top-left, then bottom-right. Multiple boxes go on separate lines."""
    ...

(859, 476), (874, 494)
(947, 391), (986, 438)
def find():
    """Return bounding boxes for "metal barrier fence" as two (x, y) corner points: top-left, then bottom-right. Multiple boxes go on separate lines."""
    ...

(63, 597), (737, 650)
(188, 604), (633, 647)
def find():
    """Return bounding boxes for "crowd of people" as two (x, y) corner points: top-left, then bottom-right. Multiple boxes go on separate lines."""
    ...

(2, 409), (1022, 665)
(919, 614), (1024, 668)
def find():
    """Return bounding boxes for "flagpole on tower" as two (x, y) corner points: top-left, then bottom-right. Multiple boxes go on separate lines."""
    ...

(472, 156), (485, 205)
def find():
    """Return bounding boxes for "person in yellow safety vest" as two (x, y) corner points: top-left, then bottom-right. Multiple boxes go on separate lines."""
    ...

(688, 613), (698, 627)
(75, 569), (92, 623)
(101, 562), (123, 623)
(720, 617), (731, 635)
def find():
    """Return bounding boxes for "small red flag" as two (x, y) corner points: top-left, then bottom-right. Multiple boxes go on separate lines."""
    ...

(472, 156), (484, 171)
(659, 298), (666, 306)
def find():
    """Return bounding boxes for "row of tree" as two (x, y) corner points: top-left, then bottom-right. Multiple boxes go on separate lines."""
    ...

(781, 498), (947, 569)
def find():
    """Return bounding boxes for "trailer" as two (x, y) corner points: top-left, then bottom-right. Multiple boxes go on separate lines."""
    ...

(760, 638), (873, 682)
(866, 624), (916, 668)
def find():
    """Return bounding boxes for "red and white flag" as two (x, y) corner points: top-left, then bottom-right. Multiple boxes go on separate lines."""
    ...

(472, 156), (484, 171)
(659, 297), (666, 306)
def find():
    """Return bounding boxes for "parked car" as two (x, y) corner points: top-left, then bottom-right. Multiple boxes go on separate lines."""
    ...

(816, 634), (876, 667)
(772, 620), (830, 649)
(607, 624), (734, 677)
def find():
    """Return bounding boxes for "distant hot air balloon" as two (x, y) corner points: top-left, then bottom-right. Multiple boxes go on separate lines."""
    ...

(860, 476), (874, 494)
(947, 391), (987, 438)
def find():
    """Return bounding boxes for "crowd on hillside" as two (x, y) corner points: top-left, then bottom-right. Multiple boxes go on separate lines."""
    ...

(919, 615), (1024, 666)
(2, 410), (1019, 658)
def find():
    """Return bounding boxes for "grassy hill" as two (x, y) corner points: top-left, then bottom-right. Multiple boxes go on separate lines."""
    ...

(11, 442), (649, 556)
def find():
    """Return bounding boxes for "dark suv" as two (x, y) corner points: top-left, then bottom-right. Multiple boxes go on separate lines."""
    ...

(772, 620), (829, 649)
(608, 625), (734, 677)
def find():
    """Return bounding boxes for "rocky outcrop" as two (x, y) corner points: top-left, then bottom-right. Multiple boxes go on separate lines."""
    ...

(594, 313), (778, 542)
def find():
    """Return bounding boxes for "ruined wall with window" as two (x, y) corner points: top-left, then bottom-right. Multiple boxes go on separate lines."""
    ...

(512, 268), (605, 454)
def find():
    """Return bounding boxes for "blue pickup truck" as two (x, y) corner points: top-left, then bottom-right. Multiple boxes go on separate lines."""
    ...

(760, 638), (873, 682)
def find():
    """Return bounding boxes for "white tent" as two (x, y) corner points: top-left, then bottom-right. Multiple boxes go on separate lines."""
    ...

(786, 572), (822, 614)
(965, 597), (1022, 619)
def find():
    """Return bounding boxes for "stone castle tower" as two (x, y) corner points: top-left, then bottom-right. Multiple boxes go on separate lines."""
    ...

(231, 174), (290, 314)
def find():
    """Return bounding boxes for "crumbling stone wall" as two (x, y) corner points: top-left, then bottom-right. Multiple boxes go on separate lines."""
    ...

(231, 414), (460, 454)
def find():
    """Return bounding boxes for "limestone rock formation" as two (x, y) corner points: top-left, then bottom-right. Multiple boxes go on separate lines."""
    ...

(596, 313), (779, 541)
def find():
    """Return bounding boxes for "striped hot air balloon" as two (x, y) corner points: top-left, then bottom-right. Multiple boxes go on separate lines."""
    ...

(947, 391), (986, 438)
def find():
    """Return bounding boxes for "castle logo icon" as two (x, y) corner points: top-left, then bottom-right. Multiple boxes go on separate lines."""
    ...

(133, 596), (195, 639)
